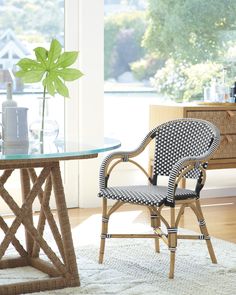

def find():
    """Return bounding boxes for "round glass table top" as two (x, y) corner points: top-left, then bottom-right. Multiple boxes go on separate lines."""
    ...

(0, 138), (121, 161)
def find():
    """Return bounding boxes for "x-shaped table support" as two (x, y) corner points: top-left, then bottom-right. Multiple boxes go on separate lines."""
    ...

(0, 161), (80, 295)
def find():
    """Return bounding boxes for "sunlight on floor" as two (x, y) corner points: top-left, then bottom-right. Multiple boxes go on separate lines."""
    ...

(201, 202), (234, 207)
(71, 210), (151, 246)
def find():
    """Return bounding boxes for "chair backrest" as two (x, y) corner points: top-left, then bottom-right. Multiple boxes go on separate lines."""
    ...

(151, 118), (220, 183)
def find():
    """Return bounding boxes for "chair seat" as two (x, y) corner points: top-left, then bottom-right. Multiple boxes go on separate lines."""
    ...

(98, 185), (198, 207)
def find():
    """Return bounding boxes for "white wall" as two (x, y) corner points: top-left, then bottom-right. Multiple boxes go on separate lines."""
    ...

(64, 0), (80, 206)
(78, 0), (104, 207)
(65, 0), (104, 208)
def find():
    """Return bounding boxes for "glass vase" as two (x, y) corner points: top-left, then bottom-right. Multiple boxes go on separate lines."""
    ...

(29, 97), (59, 143)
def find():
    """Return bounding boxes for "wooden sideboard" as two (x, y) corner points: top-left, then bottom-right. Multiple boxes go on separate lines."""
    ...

(149, 103), (236, 171)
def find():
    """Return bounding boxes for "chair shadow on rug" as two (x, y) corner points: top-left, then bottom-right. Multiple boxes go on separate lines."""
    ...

(98, 118), (220, 278)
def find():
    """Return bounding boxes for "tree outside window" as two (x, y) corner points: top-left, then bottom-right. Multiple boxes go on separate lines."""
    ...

(105, 0), (236, 101)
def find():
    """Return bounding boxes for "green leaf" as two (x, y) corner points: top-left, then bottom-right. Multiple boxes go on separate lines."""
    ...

(17, 58), (41, 71)
(54, 77), (69, 97)
(14, 70), (27, 78)
(15, 39), (83, 95)
(44, 75), (56, 96)
(57, 68), (83, 81)
(48, 39), (62, 66)
(56, 52), (78, 68)
(34, 47), (48, 68)
(16, 70), (45, 83)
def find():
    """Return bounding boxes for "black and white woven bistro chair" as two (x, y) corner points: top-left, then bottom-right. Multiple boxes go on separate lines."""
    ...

(98, 118), (220, 278)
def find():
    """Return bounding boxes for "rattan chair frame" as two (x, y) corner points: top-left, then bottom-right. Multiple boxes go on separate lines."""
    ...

(98, 119), (220, 279)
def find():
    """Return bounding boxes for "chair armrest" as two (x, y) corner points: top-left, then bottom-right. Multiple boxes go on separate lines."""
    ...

(166, 129), (220, 206)
(99, 133), (153, 190)
(166, 156), (209, 207)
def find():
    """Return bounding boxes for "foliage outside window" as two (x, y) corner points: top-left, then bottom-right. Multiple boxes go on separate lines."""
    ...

(105, 0), (236, 101)
(104, 11), (146, 80)
(0, 0), (63, 42)
(142, 0), (236, 101)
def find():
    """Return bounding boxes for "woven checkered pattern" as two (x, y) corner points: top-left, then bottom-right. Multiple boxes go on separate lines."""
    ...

(153, 120), (215, 179)
(98, 185), (198, 207)
(98, 119), (220, 207)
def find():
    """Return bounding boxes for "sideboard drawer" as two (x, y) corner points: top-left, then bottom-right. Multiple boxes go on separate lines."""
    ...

(212, 135), (236, 159)
(187, 110), (236, 134)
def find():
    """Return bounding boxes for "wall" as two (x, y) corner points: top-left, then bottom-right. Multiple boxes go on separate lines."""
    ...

(64, 0), (104, 208)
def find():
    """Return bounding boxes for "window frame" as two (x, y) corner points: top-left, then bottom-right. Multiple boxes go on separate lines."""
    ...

(64, 0), (104, 207)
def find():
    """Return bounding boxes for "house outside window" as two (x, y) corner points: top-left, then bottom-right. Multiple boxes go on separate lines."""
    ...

(0, 0), (64, 136)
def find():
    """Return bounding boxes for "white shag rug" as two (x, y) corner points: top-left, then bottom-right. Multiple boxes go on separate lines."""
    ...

(1, 228), (235, 295)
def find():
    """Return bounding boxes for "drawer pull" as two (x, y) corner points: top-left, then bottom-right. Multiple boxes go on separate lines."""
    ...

(226, 110), (235, 118)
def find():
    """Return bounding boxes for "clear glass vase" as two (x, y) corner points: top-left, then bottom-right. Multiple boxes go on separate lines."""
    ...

(29, 97), (59, 143)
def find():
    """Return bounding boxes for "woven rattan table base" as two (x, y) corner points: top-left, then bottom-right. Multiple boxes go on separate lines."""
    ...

(0, 161), (80, 295)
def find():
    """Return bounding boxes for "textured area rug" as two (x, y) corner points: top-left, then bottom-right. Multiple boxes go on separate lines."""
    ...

(1, 228), (235, 295)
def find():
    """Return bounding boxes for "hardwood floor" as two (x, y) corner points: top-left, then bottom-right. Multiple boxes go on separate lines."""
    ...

(68, 196), (236, 243)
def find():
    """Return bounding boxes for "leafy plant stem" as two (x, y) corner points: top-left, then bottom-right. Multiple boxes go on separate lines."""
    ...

(40, 85), (47, 143)
(15, 38), (83, 143)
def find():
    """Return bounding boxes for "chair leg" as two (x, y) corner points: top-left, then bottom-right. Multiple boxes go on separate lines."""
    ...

(99, 198), (109, 264)
(195, 199), (217, 264)
(150, 208), (160, 253)
(169, 250), (176, 279)
(155, 212), (161, 253)
(168, 208), (177, 279)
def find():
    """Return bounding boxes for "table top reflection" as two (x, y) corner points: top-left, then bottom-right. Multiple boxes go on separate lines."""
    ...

(0, 137), (121, 162)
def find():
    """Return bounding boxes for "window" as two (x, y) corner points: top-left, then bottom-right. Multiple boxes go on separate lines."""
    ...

(104, 0), (236, 193)
(0, 0), (65, 212)
(104, 0), (155, 188)
(105, 0), (236, 103)
(0, 0), (104, 210)
(0, 0), (64, 138)
(104, 0), (154, 151)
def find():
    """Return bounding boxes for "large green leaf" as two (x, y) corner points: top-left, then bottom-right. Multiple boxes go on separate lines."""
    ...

(17, 58), (41, 71)
(14, 39), (83, 99)
(54, 77), (69, 97)
(57, 68), (83, 81)
(44, 75), (56, 96)
(47, 82), (55, 96)
(15, 70), (27, 78)
(16, 70), (45, 83)
(34, 47), (48, 68)
(48, 39), (62, 66)
(56, 52), (78, 68)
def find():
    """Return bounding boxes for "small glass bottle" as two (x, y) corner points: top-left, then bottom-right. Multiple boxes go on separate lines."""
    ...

(2, 82), (17, 110)
(2, 83), (18, 139)
(210, 79), (217, 102)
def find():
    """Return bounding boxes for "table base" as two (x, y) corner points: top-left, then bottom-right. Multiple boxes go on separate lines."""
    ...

(0, 161), (80, 295)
